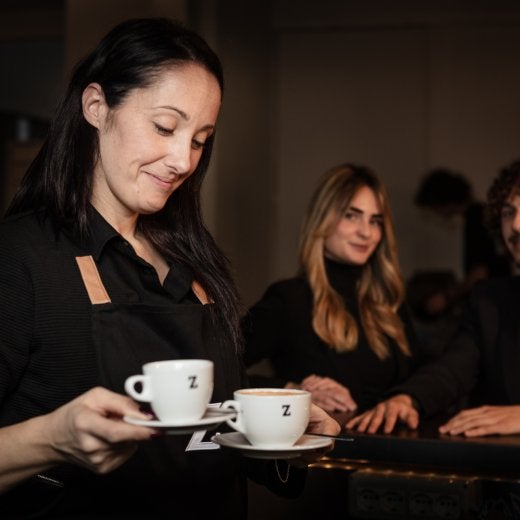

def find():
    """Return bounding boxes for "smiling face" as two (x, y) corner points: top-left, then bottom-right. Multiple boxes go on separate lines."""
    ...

(324, 185), (383, 265)
(84, 63), (221, 222)
(501, 191), (520, 265)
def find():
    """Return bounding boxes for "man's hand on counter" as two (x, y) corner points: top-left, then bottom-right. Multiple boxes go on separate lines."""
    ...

(439, 404), (520, 437)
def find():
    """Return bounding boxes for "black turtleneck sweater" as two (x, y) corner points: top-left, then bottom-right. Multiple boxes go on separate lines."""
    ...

(242, 258), (460, 416)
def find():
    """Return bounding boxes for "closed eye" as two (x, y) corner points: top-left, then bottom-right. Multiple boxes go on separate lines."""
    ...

(154, 123), (173, 136)
(191, 139), (206, 151)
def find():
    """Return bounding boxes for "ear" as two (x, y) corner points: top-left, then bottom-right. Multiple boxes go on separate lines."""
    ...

(82, 83), (107, 129)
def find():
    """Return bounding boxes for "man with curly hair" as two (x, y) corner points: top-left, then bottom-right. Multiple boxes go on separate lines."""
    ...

(439, 160), (520, 437)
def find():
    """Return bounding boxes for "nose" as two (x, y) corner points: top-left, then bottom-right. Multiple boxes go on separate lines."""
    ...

(356, 218), (372, 238)
(163, 137), (192, 175)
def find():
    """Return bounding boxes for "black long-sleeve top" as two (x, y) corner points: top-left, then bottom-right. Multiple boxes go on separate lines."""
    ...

(243, 258), (470, 416)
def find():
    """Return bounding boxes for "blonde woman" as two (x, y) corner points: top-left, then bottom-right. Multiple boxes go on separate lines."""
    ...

(244, 163), (462, 433)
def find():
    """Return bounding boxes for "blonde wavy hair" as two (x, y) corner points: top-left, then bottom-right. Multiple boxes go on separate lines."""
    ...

(298, 163), (410, 359)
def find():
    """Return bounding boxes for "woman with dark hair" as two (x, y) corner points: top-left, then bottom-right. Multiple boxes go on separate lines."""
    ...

(0, 17), (338, 518)
(244, 163), (462, 434)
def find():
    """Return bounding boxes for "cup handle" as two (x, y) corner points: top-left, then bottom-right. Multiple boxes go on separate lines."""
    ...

(124, 375), (152, 402)
(221, 400), (244, 434)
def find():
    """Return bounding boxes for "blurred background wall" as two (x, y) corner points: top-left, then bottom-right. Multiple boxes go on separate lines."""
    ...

(2, 0), (520, 307)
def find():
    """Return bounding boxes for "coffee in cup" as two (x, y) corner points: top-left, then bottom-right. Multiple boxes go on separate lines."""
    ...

(221, 388), (311, 448)
(124, 359), (213, 424)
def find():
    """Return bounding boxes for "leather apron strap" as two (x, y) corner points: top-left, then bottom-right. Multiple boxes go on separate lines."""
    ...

(75, 256), (111, 304)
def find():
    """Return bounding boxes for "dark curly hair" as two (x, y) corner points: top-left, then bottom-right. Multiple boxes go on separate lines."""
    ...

(486, 160), (520, 235)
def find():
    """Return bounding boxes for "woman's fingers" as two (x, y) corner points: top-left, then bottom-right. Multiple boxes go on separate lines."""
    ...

(46, 387), (156, 473)
(306, 403), (341, 436)
(301, 377), (358, 413)
(310, 388), (357, 413)
(345, 397), (419, 434)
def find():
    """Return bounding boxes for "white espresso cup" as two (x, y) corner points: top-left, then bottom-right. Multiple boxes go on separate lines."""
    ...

(124, 359), (214, 424)
(221, 388), (311, 448)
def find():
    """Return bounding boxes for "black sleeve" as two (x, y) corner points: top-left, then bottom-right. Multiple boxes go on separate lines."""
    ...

(241, 283), (290, 388)
(398, 303), (431, 365)
(387, 295), (480, 417)
(0, 230), (34, 403)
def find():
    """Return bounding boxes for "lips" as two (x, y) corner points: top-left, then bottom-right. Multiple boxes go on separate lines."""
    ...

(145, 171), (177, 189)
(350, 243), (370, 252)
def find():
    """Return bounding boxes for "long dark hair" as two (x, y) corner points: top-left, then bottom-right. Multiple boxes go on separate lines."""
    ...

(7, 18), (243, 351)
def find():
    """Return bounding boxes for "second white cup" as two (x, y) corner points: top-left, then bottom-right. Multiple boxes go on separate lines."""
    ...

(221, 388), (311, 448)
(124, 359), (214, 424)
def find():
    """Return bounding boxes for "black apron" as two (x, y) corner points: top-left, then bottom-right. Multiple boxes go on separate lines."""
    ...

(5, 255), (249, 519)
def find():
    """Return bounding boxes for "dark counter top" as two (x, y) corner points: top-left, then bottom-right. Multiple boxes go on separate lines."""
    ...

(327, 413), (520, 479)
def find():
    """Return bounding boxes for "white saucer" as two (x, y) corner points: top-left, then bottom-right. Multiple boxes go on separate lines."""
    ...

(124, 407), (236, 435)
(210, 432), (333, 459)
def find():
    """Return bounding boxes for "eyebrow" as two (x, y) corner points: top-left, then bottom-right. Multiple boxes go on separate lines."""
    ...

(349, 205), (383, 219)
(157, 105), (216, 132)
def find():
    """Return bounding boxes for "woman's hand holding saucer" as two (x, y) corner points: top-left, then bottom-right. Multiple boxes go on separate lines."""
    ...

(45, 386), (155, 474)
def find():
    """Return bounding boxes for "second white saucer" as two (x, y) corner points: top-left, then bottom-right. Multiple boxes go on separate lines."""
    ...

(210, 432), (333, 459)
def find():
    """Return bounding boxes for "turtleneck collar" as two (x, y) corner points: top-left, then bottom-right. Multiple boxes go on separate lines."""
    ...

(324, 256), (364, 296)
